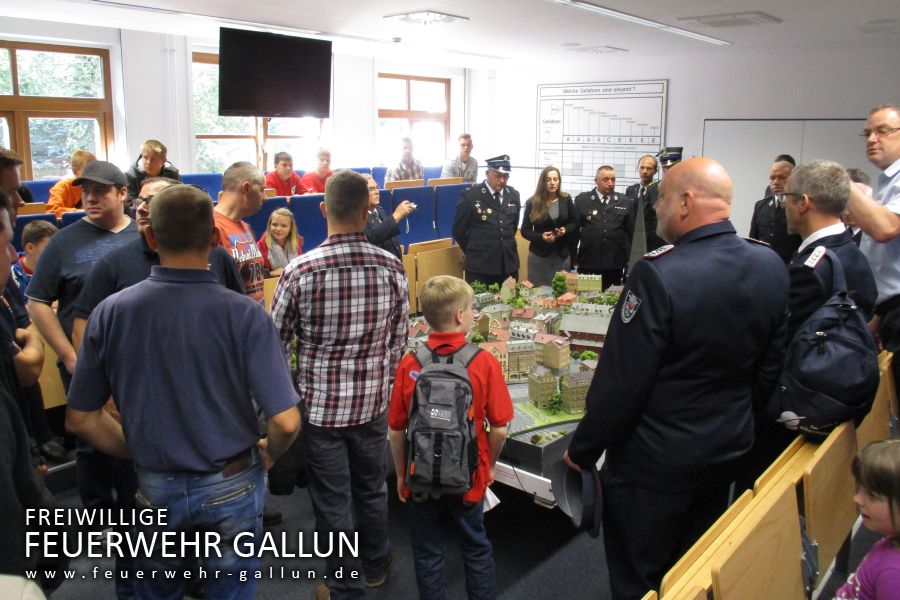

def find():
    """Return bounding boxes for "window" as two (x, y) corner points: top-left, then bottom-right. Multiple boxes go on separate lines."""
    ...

(191, 53), (325, 174)
(0, 41), (113, 180)
(376, 73), (450, 167)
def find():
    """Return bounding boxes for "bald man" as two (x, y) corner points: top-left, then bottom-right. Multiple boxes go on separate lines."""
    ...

(564, 158), (789, 599)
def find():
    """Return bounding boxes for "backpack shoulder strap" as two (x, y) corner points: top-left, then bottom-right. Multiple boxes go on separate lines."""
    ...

(451, 343), (482, 368)
(803, 246), (849, 296)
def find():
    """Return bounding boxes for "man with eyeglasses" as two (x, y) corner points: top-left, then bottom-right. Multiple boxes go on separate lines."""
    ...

(847, 104), (900, 395)
(70, 177), (244, 350)
(214, 161), (268, 307)
(363, 174), (414, 259)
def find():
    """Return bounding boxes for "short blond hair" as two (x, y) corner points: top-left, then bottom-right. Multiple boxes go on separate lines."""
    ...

(140, 139), (167, 158)
(420, 275), (473, 331)
(70, 150), (96, 172)
(317, 148), (331, 160)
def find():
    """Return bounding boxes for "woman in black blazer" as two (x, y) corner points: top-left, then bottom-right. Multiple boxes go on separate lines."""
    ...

(520, 165), (577, 286)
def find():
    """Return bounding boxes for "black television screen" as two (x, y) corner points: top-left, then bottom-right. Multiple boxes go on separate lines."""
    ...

(218, 27), (332, 118)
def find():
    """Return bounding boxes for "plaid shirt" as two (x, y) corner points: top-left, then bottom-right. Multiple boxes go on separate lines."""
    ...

(386, 159), (424, 183)
(271, 232), (409, 427)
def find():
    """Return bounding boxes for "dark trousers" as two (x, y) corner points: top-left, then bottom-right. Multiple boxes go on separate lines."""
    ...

(464, 271), (517, 288)
(600, 466), (732, 600)
(303, 411), (390, 599)
(578, 268), (624, 290)
(407, 497), (495, 600)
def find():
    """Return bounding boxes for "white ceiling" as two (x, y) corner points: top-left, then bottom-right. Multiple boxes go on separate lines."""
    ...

(4, 0), (900, 68)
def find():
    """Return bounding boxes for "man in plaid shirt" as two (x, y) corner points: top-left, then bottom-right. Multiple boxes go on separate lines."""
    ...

(271, 170), (409, 600)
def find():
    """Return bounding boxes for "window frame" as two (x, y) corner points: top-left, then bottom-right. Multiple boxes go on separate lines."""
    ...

(377, 72), (451, 150)
(0, 40), (114, 180)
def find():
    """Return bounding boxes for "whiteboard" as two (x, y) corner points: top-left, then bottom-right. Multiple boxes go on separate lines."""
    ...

(702, 119), (876, 237)
(536, 80), (667, 196)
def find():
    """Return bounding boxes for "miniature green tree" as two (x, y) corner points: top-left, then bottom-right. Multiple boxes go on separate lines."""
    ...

(551, 272), (568, 298)
(511, 297), (526, 308)
(546, 391), (564, 414)
(488, 283), (500, 294)
(471, 281), (487, 294)
(470, 333), (485, 344)
(580, 350), (598, 360)
(571, 350), (581, 360)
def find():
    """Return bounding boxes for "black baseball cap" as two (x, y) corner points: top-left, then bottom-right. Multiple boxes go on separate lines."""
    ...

(73, 160), (127, 188)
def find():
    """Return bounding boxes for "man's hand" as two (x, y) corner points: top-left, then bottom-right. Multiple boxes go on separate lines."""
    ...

(395, 476), (407, 503)
(63, 354), (77, 375)
(563, 450), (582, 472)
(392, 200), (415, 222)
(257, 437), (275, 470)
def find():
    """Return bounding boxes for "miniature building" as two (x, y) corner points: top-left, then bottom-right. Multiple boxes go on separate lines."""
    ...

(479, 341), (508, 381)
(519, 280), (535, 299)
(510, 307), (536, 322)
(532, 332), (563, 349)
(506, 340), (536, 382)
(543, 338), (571, 370)
(579, 358), (599, 372)
(533, 311), (561, 334)
(560, 370), (593, 413)
(472, 312), (490, 336)
(577, 273), (603, 293)
(510, 323), (540, 340)
(489, 327), (511, 343)
(572, 302), (607, 315)
(481, 303), (513, 322)
(565, 272), (579, 292)
(560, 313), (607, 353)
(557, 292), (577, 307)
(530, 285), (554, 299)
(528, 365), (557, 409)
(407, 320), (431, 353)
(473, 292), (496, 309)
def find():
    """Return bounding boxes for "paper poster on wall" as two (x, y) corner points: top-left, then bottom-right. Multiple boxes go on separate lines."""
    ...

(536, 80), (667, 195)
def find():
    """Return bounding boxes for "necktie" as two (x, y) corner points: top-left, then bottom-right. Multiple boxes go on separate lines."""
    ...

(603, 195), (609, 205)
(776, 195), (784, 208)
(494, 191), (501, 205)
(639, 187), (646, 202)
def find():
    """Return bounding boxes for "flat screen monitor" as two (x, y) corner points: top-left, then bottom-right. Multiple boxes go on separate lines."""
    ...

(218, 27), (332, 118)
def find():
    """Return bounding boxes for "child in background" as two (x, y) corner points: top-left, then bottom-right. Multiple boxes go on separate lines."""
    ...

(834, 440), (900, 599)
(388, 275), (513, 600)
(46, 149), (96, 218)
(264, 152), (304, 197)
(257, 207), (303, 274)
(12, 220), (58, 296)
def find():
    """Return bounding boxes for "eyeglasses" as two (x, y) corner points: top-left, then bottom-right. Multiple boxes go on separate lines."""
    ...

(367, 186), (379, 192)
(860, 126), (900, 139)
(133, 194), (153, 207)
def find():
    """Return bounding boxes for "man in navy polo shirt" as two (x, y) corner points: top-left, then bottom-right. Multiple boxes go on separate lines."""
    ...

(66, 184), (300, 600)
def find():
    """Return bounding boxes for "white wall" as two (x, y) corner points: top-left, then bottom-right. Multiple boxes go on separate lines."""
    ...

(468, 44), (899, 212)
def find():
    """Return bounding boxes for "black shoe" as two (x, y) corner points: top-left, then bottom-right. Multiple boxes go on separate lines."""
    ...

(40, 439), (67, 462)
(365, 551), (394, 588)
(263, 508), (282, 527)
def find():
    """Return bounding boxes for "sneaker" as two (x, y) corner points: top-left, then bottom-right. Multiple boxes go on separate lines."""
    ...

(263, 508), (282, 527)
(365, 551), (394, 588)
(314, 583), (330, 600)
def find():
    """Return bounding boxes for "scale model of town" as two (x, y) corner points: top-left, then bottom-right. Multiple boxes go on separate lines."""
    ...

(407, 272), (621, 472)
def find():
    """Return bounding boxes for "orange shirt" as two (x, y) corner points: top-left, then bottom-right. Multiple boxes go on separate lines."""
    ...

(213, 211), (266, 306)
(46, 178), (82, 218)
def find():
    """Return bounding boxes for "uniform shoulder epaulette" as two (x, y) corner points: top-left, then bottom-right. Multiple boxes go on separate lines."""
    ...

(803, 245), (827, 269)
(744, 237), (771, 248)
(644, 244), (674, 259)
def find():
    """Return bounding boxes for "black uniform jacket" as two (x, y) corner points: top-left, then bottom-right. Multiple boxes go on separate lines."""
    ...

(749, 196), (801, 263)
(787, 229), (877, 338)
(625, 181), (667, 252)
(573, 189), (634, 270)
(452, 182), (521, 276)
(567, 220), (789, 491)
(520, 194), (577, 258)
(365, 205), (402, 259)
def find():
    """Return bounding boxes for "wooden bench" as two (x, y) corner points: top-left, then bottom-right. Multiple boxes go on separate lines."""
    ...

(426, 177), (464, 187)
(385, 178), (425, 190)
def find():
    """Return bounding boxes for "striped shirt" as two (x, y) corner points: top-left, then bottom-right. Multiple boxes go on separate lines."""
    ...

(271, 232), (409, 427)
(386, 159), (424, 183)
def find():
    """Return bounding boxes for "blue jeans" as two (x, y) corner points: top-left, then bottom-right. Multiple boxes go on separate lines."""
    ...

(132, 452), (265, 600)
(303, 411), (390, 600)
(407, 497), (496, 600)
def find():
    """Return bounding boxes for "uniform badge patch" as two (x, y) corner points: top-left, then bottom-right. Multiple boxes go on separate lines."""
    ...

(621, 291), (641, 323)
(804, 246), (827, 269)
(644, 244), (674, 259)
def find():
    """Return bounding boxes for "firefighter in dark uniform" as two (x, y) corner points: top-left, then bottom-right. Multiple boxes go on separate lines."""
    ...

(574, 165), (634, 289)
(452, 155), (521, 286)
(749, 158), (801, 263)
(564, 157), (789, 600)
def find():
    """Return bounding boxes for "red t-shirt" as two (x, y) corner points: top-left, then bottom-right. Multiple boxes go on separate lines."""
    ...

(213, 211), (266, 306)
(389, 330), (514, 502)
(300, 170), (332, 194)
(265, 171), (304, 197)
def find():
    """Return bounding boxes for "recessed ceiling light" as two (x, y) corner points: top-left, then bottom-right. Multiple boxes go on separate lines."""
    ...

(384, 10), (469, 26)
(567, 45), (627, 53)
(858, 19), (900, 34)
(561, 42), (580, 47)
(678, 11), (781, 28)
